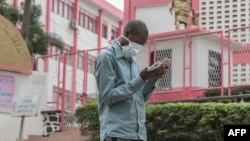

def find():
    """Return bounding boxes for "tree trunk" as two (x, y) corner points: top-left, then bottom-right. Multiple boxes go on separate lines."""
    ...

(21, 0), (32, 42)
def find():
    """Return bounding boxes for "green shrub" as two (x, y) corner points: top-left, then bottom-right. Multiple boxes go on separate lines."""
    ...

(204, 86), (250, 97)
(146, 102), (250, 141)
(75, 102), (250, 141)
(75, 102), (99, 140)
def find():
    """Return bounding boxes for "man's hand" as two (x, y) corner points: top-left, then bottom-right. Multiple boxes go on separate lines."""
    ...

(140, 59), (170, 81)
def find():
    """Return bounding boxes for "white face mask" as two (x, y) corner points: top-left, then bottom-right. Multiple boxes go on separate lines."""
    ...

(121, 35), (143, 58)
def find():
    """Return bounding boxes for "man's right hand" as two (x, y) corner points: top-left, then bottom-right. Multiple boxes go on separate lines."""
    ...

(140, 60), (170, 81)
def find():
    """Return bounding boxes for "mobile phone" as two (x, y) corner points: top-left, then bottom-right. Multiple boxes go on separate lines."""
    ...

(147, 61), (162, 71)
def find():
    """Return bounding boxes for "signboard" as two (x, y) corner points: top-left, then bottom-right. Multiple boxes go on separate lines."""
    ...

(11, 95), (40, 117)
(0, 75), (15, 112)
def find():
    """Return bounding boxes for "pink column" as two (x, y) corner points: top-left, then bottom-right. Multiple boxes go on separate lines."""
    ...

(192, 0), (199, 11)
(123, 0), (132, 25)
(44, 0), (51, 72)
(118, 21), (122, 35)
(97, 9), (103, 55)
(71, 0), (79, 112)
(13, 0), (19, 8)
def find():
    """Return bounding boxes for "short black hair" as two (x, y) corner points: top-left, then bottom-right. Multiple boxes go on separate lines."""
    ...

(123, 20), (148, 37)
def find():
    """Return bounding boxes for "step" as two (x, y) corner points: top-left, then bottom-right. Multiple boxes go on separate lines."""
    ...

(24, 131), (91, 141)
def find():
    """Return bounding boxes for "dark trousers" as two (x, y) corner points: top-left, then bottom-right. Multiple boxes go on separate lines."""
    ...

(104, 136), (143, 141)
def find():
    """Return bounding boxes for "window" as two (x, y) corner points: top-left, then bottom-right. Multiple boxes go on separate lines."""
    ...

(102, 20), (108, 39)
(77, 53), (84, 70)
(241, 79), (246, 82)
(64, 44), (73, 66)
(233, 74), (237, 77)
(241, 74), (246, 77)
(52, 0), (73, 20)
(79, 8), (98, 33)
(58, 1), (63, 16)
(208, 50), (221, 87)
(88, 14), (97, 33)
(150, 49), (172, 90)
(111, 25), (119, 40)
(241, 68), (246, 72)
(88, 54), (97, 74)
(76, 52), (96, 73)
(79, 9), (86, 28)
(76, 94), (82, 104)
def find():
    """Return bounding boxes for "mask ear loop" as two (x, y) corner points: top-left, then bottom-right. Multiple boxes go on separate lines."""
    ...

(121, 34), (130, 42)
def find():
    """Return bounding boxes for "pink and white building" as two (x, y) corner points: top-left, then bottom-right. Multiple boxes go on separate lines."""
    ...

(123, 0), (250, 102)
(1, 0), (123, 140)
(1, 0), (250, 140)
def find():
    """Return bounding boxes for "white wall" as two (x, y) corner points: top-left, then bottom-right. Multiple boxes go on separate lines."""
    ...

(0, 71), (48, 141)
(137, 38), (184, 88)
(135, 4), (179, 34)
(192, 35), (230, 87)
(50, 14), (74, 46)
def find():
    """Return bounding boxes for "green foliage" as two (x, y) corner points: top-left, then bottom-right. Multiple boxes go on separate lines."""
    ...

(75, 102), (99, 141)
(28, 24), (48, 55)
(48, 33), (64, 51)
(0, 0), (21, 24)
(146, 102), (250, 141)
(204, 89), (222, 97)
(204, 86), (250, 97)
(30, 5), (42, 25)
(0, 1), (64, 55)
(146, 103), (201, 141)
(76, 102), (250, 141)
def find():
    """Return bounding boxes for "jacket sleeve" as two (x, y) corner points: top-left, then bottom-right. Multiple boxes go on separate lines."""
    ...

(94, 56), (145, 105)
(142, 78), (157, 101)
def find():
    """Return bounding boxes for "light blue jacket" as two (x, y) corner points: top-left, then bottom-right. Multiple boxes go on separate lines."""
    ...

(94, 43), (156, 141)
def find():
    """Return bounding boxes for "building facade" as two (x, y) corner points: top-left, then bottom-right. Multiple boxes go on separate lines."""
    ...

(199, 0), (250, 85)
(6, 0), (123, 108)
(1, 0), (123, 140)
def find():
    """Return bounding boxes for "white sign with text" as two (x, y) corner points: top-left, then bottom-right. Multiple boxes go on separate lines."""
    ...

(11, 95), (40, 117)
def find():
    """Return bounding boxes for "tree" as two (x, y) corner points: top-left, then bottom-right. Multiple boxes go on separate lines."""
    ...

(0, 0), (20, 24)
(0, 0), (64, 56)
(21, 0), (32, 42)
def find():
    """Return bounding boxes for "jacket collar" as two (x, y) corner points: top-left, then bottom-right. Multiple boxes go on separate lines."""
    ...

(113, 42), (124, 59)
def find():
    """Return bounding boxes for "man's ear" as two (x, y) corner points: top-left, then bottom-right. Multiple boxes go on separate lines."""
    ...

(124, 29), (130, 37)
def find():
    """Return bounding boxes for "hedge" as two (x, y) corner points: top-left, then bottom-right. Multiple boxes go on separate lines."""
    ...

(204, 86), (250, 97)
(75, 102), (250, 141)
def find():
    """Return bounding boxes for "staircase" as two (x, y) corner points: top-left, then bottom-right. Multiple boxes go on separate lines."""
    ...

(24, 131), (91, 141)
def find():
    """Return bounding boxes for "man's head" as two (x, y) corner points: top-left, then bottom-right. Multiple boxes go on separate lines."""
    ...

(120, 20), (148, 46)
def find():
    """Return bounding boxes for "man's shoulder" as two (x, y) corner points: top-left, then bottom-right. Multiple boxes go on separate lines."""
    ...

(98, 44), (116, 59)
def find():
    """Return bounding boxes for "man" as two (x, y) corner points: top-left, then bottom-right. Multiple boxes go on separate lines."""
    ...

(94, 20), (169, 141)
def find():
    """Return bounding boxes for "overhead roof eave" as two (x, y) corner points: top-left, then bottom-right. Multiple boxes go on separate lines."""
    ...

(90, 0), (123, 20)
